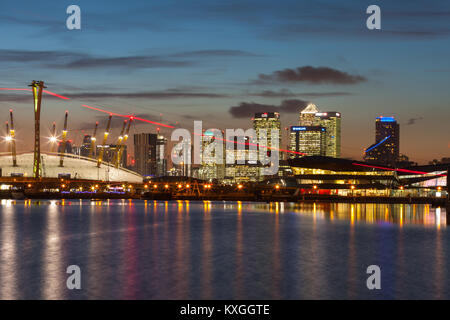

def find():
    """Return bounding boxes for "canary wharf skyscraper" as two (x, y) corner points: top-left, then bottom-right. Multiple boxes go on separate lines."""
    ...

(298, 104), (341, 158)
(364, 116), (400, 166)
(200, 129), (225, 181)
(253, 112), (281, 151)
(253, 112), (281, 176)
(289, 126), (327, 158)
(314, 112), (341, 158)
(299, 103), (320, 126)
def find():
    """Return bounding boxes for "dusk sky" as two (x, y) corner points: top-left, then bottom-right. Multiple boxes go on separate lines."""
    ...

(0, 0), (449, 163)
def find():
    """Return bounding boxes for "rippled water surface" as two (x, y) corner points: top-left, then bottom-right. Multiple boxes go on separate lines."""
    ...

(0, 199), (448, 299)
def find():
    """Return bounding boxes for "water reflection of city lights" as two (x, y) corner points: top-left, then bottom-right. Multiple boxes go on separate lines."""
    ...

(248, 202), (446, 228)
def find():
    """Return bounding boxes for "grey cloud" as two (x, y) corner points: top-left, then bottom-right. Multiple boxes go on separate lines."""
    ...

(255, 66), (367, 85)
(60, 90), (227, 100)
(229, 99), (309, 118)
(405, 117), (423, 125)
(249, 89), (352, 98)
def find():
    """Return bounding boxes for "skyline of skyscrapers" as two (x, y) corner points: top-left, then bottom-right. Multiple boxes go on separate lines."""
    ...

(127, 108), (421, 181)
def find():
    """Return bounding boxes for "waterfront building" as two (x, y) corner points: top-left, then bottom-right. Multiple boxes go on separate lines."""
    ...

(134, 133), (158, 177)
(298, 104), (342, 158)
(285, 155), (448, 198)
(289, 126), (326, 158)
(134, 133), (168, 177)
(156, 134), (167, 177)
(224, 136), (260, 184)
(313, 112), (341, 158)
(170, 135), (191, 177)
(253, 112), (281, 178)
(199, 129), (225, 181)
(364, 116), (400, 166)
(253, 112), (281, 151)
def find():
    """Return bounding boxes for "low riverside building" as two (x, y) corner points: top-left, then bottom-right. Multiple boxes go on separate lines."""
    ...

(286, 156), (447, 197)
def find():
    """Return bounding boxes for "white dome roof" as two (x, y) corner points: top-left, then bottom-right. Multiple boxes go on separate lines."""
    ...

(0, 152), (142, 183)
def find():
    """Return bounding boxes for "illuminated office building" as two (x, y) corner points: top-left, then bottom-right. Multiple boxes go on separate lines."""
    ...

(314, 112), (341, 158)
(299, 104), (341, 158)
(253, 112), (281, 177)
(364, 116), (400, 166)
(253, 112), (281, 150)
(289, 126), (326, 158)
(170, 135), (191, 177)
(224, 136), (260, 184)
(133, 133), (167, 177)
(199, 129), (225, 181)
(156, 134), (167, 177)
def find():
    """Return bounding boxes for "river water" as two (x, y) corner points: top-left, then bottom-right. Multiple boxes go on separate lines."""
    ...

(0, 199), (448, 299)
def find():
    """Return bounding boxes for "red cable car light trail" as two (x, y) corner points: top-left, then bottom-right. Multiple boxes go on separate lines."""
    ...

(43, 90), (70, 100)
(82, 104), (174, 128)
(352, 163), (447, 177)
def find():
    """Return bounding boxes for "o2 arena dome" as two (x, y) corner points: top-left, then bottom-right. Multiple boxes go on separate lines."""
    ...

(0, 152), (142, 183)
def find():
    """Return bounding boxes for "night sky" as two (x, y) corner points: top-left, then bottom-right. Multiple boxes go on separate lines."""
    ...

(0, 0), (449, 163)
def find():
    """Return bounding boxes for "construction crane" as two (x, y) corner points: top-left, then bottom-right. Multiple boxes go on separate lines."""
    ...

(9, 110), (17, 167)
(112, 119), (127, 167)
(89, 121), (98, 158)
(59, 111), (68, 167)
(50, 122), (57, 153)
(116, 117), (132, 168)
(97, 114), (112, 168)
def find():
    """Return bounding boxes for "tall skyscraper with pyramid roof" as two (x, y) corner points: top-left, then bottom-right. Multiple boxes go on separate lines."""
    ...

(299, 103), (320, 126)
(294, 103), (341, 158)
